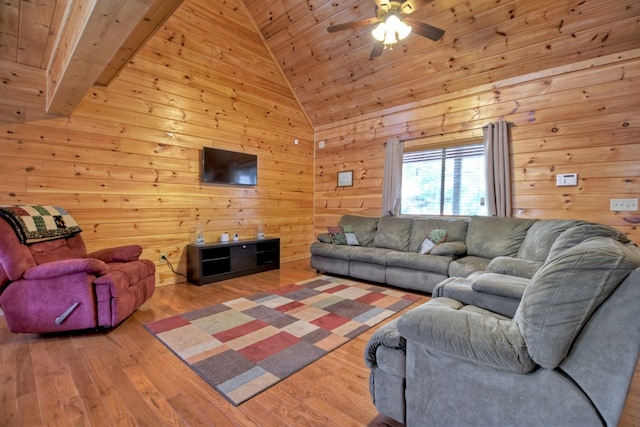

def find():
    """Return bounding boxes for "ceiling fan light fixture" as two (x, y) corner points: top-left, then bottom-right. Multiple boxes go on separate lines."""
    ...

(372, 23), (386, 41)
(371, 13), (411, 48)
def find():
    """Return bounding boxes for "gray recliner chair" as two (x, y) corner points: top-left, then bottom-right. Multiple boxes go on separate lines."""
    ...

(366, 236), (640, 426)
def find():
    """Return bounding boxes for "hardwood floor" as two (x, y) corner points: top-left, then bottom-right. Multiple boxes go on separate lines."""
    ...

(0, 259), (638, 426)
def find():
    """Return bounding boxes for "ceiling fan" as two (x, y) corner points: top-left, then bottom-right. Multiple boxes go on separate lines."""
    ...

(327, 0), (445, 59)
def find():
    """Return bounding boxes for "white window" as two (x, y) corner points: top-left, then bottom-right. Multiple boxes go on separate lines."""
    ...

(401, 143), (488, 216)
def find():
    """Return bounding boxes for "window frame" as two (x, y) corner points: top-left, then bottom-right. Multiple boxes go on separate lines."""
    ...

(400, 139), (487, 216)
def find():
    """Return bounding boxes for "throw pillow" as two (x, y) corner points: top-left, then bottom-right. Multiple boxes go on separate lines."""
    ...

(420, 238), (436, 255)
(327, 225), (347, 245)
(420, 229), (448, 255)
(343, 224), (360, 246)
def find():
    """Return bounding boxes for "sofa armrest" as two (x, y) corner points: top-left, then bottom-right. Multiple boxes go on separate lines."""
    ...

(365, 318), (404, 368)
(87, 245), (143, 263)
(471, 272), (529, 299)
(430, 241), (467, 257)
(397, 297), (536, 374)
(23, 258), (109, 280)
(317, 233), (332, 243)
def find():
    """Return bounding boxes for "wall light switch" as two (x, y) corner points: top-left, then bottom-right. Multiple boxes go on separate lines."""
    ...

(556, 173), (577, 186)
(610, 199), (639, 211)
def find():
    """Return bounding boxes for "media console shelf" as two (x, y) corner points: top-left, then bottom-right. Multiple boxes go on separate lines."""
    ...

(187, 237), (280, 285)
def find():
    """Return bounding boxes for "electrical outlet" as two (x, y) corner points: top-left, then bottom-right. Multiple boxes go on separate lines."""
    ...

(610, 199), (639, 211)
(159, 253), (167, 263)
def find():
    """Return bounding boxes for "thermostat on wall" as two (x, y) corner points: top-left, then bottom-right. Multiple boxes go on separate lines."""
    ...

(556, 173), (578, 186)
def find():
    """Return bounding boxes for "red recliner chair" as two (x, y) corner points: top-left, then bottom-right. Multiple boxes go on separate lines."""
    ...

(0, 205), (155, 333)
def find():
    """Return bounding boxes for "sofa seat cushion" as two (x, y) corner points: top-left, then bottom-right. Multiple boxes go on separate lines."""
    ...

(339, 215), (379, 247)
(515, 237), (640, 369)
(373, 217), (413, 252)
(486, 256), (543, 279)
(398, 297), (536, 374)
(433, 275), (522, 318)
(466, 216), (537, 258)
(471, 272), (529, 299)
(448, 255), (492, 278)
(348, 246), (395, 265)
(386, 252), (451, 275)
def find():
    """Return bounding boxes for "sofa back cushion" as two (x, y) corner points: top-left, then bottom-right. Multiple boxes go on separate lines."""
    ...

(515, 237), (640, 369)
(373, 217), (413, 251)
(28, 234), (88, 265)
(409, 218), (468, 253)
(339, 215), (379, 247)
(516, 219), (580, 262)
(466, 216), (536, 258)
(546, 222), (630, 261)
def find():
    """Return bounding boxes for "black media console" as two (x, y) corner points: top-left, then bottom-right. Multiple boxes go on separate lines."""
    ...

(186, 237), (280, 285)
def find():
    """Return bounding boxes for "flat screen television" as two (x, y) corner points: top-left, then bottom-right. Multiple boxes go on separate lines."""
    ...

(201, 147), (258, 186)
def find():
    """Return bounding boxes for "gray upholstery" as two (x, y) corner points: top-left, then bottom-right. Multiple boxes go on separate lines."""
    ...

(515, 237), (640, 368)
(516, 219), (580, 261)
(398, 298), (534, 374)
(365, 236), (640, 426)
(465, 216), (536, 258)
(471, 272), (529, 299)
(409, 218), (468, 253)
(447, 255), (491, 278)
(339, 214), (379, 247)
(312, 214), (469, 293)
(373, 217), (414, 251)
(486, 256), (542, 279)
(433, 273), (526, 317)
(547, 221), (630, 260)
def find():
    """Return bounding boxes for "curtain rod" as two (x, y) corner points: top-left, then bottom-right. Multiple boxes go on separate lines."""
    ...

(398, 121), (515, 143)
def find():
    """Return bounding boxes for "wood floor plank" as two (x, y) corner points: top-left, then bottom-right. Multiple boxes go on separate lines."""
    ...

(0, 258), (638, 426)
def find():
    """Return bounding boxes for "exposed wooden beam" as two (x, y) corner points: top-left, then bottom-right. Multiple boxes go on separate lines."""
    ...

(95, 0), (185, 86)
(46, 0), (182, 116)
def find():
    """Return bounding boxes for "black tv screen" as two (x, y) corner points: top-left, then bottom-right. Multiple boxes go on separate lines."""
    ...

(202, 147), (257, 186)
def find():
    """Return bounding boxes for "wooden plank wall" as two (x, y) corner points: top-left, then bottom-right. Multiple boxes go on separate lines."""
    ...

(314, 49), (640, 244)
(0, 0), (315, 286)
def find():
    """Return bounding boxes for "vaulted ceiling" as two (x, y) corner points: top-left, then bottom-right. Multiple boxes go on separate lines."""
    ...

(1, 0), (639, 129)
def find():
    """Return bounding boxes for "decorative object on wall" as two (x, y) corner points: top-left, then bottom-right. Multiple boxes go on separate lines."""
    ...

(327, 0), (445, 59)
(337, 170), (353, 187)
(144, 275), (419, 405)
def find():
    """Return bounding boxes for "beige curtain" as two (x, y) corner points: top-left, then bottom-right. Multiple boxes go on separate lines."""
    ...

(484, 120), (512, 217)
(382, 137), (403, 216)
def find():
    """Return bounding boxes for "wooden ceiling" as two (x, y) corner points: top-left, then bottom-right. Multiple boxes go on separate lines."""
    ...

(0, 0), (184, 122)
(246, 0), (640, 129)
(1, 0), (639, 128)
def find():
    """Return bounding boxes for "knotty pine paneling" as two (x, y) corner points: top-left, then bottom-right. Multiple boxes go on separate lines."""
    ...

(0, 0), (314, 287)
(315, 50), (640, 244)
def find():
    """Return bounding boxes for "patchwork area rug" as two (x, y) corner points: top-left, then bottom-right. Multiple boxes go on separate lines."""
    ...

(145, 275), (420, 405)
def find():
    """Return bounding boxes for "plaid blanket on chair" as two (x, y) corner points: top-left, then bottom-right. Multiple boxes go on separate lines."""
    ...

(0, 205), (82, 244)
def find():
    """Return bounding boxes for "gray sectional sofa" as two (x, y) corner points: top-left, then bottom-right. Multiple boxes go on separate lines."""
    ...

(310, 214), (625, 295)
(312, 214), (640, 426)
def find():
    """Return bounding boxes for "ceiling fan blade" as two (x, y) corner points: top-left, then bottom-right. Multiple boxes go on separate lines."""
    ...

(404, 17), (445, 41)
(327, 17), (380, 33)
(369, 42), (384, 59)
(400, 0), (434, 15)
